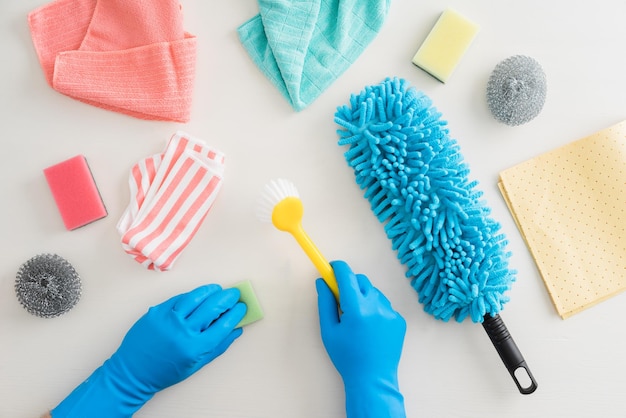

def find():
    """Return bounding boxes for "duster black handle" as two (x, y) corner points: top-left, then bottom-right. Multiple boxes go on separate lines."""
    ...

(482, 314), (538, 395)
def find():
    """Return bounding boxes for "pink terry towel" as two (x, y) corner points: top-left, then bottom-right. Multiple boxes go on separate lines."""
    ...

(28, 0), (197, 122)
(117, 132), (225, 271)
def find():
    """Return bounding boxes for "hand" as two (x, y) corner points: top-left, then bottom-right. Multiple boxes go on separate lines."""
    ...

(108, 284), (246, 393)
(316, 260), (406, 418)
(52, 285), (246, 418)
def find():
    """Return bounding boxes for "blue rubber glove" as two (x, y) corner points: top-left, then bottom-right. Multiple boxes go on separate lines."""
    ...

(316, 261), (406, 418)
(51, 285), (246, 418)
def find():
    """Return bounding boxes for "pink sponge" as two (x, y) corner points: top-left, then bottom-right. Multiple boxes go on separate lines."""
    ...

(44, 155), (107, 230)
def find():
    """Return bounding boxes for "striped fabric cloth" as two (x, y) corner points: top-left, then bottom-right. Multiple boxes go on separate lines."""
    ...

(117, 132), (225, 271)
(28, 0), (196, 122)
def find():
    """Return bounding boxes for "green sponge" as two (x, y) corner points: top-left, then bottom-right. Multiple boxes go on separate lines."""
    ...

(231, 280), (264, 327)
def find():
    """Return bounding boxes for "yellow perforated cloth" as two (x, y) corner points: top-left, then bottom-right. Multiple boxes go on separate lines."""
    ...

(499, 120), (626, 318)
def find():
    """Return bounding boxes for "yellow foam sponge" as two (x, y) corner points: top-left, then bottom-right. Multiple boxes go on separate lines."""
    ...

(412, 8), (479, 82)
(231, 280), (264, 327)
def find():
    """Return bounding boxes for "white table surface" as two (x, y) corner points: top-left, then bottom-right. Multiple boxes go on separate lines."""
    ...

(3, 1), (626, 417)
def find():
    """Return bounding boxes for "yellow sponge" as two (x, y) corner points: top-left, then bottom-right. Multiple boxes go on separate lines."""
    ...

(231, 280), (264, 327)
(412, 8), (479, 82)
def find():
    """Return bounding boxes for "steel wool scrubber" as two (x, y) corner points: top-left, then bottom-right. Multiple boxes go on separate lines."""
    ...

(486, 55), (547, 126)
(15, 253), (81, 318)
(334, 77), (537, 394)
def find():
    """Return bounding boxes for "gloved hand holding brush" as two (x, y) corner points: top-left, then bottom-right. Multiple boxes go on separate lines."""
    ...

(316, 260), (407, 418)
(50, 285), (247, 418)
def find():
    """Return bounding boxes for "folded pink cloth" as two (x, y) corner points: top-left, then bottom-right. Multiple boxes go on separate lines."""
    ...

(28, 0), (197, 122)
(117, 132), (225, 271)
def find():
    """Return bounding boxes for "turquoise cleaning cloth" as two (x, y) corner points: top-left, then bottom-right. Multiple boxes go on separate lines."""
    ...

(237, 0), (391, 111)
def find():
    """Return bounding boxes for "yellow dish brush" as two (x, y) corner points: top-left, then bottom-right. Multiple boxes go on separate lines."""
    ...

(257, 178), (339, 301)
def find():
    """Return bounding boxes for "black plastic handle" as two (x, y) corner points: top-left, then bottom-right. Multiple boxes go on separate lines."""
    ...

(482, 314), (538, 395)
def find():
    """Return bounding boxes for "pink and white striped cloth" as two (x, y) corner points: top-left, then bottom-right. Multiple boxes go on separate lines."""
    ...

(117, 132), (225, 271)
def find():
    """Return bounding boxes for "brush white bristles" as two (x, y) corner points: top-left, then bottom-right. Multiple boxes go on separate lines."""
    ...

(256, 177), (340, 300)
(257, 178), (300, 223)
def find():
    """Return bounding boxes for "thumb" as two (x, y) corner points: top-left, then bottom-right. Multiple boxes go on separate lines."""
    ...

(195, 327), (244, 371)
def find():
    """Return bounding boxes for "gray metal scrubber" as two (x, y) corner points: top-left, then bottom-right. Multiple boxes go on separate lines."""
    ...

(15, 254), (81, 318)
(487, 55), (547, 126)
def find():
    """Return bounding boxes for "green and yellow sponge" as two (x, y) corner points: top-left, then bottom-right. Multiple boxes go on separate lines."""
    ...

(231, 280), (264, 327)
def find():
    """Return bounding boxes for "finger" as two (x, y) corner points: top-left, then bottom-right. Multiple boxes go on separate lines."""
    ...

(200, 302), (247, 347)
(316, 278), (339, 327)
(366, 283), (398, 316)
(149, 293), (182, 313)
(330, 260), (360, 311)
(210, 327), (244, 358)
(172, 284), (222, 318)
(356, 274), (374, 296)
(186, 288), (241, 332)
(198, 327), (244, 366)
(190, 327), (244, 374)
(225, 302), (248, 330)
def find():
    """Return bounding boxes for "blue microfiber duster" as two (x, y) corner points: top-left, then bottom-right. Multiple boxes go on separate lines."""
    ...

(335, 77), (537, 394)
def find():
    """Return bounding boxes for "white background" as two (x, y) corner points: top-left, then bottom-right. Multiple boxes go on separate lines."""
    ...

(2, 1), (626, 417)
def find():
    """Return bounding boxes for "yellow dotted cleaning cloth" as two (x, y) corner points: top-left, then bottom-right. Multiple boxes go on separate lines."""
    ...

(499, 120), (626, 319)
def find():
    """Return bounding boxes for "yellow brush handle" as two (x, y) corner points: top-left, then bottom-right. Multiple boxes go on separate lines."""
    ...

(290, 224), (340, 302)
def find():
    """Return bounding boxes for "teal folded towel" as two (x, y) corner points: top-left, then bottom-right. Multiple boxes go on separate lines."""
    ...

(238, 0), (391, 111)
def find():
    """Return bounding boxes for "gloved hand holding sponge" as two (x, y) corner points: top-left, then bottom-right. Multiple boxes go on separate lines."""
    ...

(51, 285), (247, 417)
(49, 261), (406, 418)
